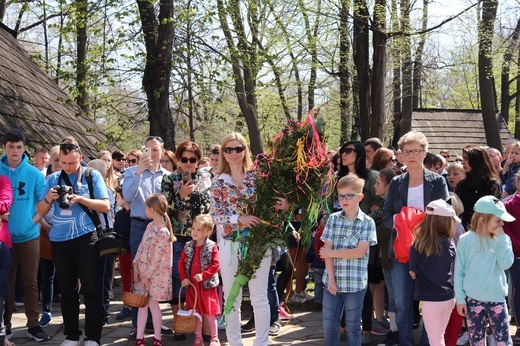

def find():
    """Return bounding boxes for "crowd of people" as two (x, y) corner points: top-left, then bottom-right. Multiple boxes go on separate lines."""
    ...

(0, 128), (519, 346)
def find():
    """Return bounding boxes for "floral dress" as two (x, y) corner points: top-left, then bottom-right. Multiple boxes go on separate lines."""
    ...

(132, 222), (173, 301)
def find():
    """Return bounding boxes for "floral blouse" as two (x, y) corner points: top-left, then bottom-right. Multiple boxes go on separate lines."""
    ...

(161, 169), (212, 237)
(210, 171), (256, 240)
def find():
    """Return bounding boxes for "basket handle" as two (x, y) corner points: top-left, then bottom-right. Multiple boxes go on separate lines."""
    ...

(178, 281), (197, 316)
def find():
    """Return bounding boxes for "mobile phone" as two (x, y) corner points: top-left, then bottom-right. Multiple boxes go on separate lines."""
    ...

(182, 170), (191, 184)
(142, 147), (151, 158)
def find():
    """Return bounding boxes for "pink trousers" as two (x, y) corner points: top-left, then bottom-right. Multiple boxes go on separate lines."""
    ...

(421, 299), (456, 346)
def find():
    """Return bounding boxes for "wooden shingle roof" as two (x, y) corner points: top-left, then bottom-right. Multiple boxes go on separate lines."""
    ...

(0, 23), (110, 159)
(412, 109), (512, 157)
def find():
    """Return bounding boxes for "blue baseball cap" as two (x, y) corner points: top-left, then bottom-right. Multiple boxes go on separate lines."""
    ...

(474, 196), (515, 222)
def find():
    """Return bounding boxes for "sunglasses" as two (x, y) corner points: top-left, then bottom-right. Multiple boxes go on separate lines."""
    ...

(340, 147), (355, 155)
(59, 143), (80, 153)
(180, 157), (198, 163)
(145, 136), (164, 143)
(223, 146), (246, 154)
(114, 157), (126, 162)
(127, 159), (138, 164)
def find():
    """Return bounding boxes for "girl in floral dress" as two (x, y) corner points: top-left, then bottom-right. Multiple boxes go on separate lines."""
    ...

(133, 194), (175, 346)
(179, 214), (220, 346)
(455, 196), (515, 346)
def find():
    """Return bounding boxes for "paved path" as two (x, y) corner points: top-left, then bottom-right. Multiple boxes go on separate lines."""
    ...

(8, 281), (518, 345)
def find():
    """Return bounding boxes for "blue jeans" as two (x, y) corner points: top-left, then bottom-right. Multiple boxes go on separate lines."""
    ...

(313, 268), (325, 304)
(268, 265), (279, 324)
(509, 259), (520, 323)
(383, 268), (395, 313)
(391, 261), (414, 346)
(39, 258), (55, 313)
(323, 288), (365, 346)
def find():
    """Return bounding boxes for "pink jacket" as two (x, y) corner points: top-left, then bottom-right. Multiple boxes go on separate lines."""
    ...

(0, 176), (13, 248)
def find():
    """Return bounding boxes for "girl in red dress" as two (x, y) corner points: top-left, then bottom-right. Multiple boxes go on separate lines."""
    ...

(179, 214), (221, 345)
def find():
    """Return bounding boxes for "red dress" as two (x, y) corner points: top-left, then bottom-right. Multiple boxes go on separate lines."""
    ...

(179, 244), (221, 316)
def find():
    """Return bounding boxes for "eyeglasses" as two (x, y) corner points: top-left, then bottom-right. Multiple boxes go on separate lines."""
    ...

(114, 157), (126, 162)
(402, 149), (424, 156)
(223, 146), (246, 154)
(180, 157), (198, 163)
(59, 143), (80, 153)
(145, 136), (164, 143)
(340, 147), (355, 155)
(160, 159), (173, 164)
(337, 193), (362, 201)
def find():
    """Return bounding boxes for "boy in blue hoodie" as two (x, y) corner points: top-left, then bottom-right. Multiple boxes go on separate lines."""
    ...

(0, 129), (48, 342)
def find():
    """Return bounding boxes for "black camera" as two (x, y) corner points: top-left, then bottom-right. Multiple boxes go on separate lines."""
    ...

(53, 185), (73, 208)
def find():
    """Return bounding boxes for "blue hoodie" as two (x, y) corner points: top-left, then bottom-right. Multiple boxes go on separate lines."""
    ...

(0, 153), (45, 243)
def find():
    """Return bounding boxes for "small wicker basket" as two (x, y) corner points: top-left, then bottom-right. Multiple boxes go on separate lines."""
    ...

(122, 287), (149, 308)
(173, 281), (198, 334)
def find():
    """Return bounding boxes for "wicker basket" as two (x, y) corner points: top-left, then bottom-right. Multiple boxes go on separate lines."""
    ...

(122, 288), (149, 308)
(173, 282), (198, 334)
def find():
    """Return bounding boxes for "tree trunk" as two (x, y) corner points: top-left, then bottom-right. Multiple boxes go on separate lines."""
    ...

(216, 0), (263, 155)
(137, 0), (176, 150)
(501, 18), (520, 123)
(391, 0), (401, 147)
(339, 0), (352, 144)
(76, 0), (89, 114)
(479, 0), (501, 150)
(514, 50), (520, 138)
(371, 0), (386, 140)
(353, 0), (371, 140)
(412, 0), (429, 109)
(400, 0), (413, 134)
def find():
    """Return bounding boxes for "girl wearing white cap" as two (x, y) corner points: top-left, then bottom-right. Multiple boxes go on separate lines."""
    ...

(409, 199), (458, 346)
(454, 195), (515, 346)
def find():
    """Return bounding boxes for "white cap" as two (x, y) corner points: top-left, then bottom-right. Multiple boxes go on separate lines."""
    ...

(425, 199), (461, 223)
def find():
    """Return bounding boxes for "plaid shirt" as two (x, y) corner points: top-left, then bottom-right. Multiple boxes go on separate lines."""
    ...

(321, 209), (376, 293)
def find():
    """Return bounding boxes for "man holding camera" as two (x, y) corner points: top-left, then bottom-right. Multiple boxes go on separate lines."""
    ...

(0, 129), (48, 342)
(37, 140), (109, 346)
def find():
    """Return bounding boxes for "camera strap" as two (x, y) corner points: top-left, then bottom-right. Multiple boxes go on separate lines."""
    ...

(59, 168), (108, 233)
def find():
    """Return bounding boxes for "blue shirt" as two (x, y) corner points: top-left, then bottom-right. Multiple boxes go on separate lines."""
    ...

(122, 166), (170, 219)
(41, 168), (109, 242)
(321, 209), (377, 293)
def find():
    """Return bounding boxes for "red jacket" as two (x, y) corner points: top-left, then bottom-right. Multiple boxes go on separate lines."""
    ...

(0, 176), (13, 248)
(393, 206), (424, 264)
(504, 194), (520, 257)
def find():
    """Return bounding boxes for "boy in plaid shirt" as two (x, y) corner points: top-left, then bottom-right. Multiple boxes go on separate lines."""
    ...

(320, 173), (377, 345)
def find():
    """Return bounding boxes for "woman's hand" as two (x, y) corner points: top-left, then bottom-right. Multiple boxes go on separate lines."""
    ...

(274, 197), (289, 211)
(409, 271), (416, 280)
(181, 278), (190, 287)
(194, 273), (203, 282)
(0, 212), (9, 222)
(179, 180), (196, 199)
(237, 215), (262, 228)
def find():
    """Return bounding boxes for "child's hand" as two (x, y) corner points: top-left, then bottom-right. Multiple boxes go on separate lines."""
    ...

(133, 269), (139, 283)
(320, 245), (333, 259)
(490, 226), (505, 236)
(181, 278), (190, 287)
(327, 279), (338, 296)
(457, 304), (467, 317)
(409, 271), (416, 280)
(141, 277), (149, 287)
(194, 273), (203, 282)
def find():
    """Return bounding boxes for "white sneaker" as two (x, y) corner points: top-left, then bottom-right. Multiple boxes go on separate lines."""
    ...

(59, 341), (81, 346)
(456, 332), (469, 345)
(294, 290), (314, 300)
(288, 294), (306, 304)
(84, 341), (100, 346)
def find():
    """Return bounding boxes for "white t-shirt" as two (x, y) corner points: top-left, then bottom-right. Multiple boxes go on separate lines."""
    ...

(407, 184), (424, 211)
